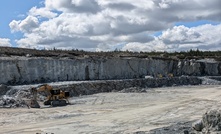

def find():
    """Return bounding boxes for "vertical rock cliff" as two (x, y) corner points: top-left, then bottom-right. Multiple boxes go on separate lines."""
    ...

(0, 57), (220, 85)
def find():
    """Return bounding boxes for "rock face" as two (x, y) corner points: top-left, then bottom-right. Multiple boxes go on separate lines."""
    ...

(54, 76), (201, 97)
(0, 57), (220, 85)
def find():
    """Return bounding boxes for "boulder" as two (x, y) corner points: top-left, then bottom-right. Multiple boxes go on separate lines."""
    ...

(192, 119), (203, 131)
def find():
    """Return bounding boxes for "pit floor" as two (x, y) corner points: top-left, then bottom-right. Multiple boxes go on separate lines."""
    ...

(1, 85), (221, 134)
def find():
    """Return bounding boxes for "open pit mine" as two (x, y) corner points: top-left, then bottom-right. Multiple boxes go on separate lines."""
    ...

(0, 47), (221, 134)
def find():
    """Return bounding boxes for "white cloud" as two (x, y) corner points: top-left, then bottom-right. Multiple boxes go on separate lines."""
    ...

(9, 0), (221, 51)
(0, 38), (11, 47)
(161, 25), (202, 45)
(9, 20), (20, 33)
(122, 24), (221, 52)
(9, 16), (39, 33)
(45, 0), (101, 13)
(161, 24), (221, 51)
(29, 7), (58, 18)
(122, 39), (167, 52)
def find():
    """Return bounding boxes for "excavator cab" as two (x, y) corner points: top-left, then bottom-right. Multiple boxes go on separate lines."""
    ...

(64, 91), (70, 97)
(50, 89), (60, 95)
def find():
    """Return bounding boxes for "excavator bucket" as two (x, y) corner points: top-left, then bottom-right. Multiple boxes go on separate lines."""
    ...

(29, 99), (40, 108)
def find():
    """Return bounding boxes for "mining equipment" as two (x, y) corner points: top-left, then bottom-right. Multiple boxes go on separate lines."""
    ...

(29, 84), (70, 108)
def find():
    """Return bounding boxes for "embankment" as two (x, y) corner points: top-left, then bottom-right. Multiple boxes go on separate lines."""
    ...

(48, 76), (202, 96)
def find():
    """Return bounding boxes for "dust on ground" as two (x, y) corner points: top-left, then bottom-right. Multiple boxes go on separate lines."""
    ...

(1, 85), (221, 134)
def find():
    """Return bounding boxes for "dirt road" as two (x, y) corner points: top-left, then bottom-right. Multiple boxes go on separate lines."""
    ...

(1, 85), (221, 134)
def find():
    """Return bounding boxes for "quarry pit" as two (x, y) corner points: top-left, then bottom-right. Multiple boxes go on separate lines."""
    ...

(1, 47), (221, 133)
(1, 84), (221, 134)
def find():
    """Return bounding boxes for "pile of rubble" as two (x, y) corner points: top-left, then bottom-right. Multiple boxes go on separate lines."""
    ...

(119, 87), (147, 93)
(0, 96), (28, 108)
(144, 121), (193, 134)
(0, 85), (31, 108)
(191, 109), (221, 134)
(146, 109), (221, 134)
(199, 77), (221, 85)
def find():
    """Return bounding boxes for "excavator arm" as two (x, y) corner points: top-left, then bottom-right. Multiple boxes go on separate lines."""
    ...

(29, 87), (40, 108)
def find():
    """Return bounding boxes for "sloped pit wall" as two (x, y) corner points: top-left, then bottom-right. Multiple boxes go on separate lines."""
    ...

(0, 57), (220, 85)
(54, 76), (202, 97)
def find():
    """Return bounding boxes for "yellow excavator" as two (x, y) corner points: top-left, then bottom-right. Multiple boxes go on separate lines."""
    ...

(29, 84), (70, 108)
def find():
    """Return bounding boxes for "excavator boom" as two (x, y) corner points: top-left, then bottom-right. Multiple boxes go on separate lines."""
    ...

(30, 87), (41, 108)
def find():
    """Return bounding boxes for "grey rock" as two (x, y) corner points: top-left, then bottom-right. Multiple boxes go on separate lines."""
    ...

(200, 110), (221, 133)
(192, 120), (203, 131)
(119, 87), (146, 93)
(0, 84), (9, 96)
(0, 57), (220, 85)
(183, 130), (189, 134)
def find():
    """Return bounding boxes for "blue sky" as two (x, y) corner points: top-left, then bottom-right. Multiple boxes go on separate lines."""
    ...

(0, 0), (221, 51)
(0, 0), (42, 46)
(175, 20), (220, 28)
(151, 20), (220, 37)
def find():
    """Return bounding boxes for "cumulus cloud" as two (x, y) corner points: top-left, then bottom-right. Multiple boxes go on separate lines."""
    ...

(0, 38), (11, 47)
(161, 25), (202, 45)
(107, 2), (136, 11)
(9, 0), (221, 51)
(45, 0), (101, 13)
(9, 16), (39, 33)
(122, 24), (221, 52)
(29, 7), (57, 18)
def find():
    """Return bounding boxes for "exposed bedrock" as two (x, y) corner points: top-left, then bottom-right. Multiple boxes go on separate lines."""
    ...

(0, 57), (220, 85)
(54, 76), (201, 97)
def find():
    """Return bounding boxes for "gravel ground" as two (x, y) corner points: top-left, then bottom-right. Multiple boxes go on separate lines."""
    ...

(1, 85), (221, 134)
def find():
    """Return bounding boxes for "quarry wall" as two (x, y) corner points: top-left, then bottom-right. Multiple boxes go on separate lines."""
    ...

(55, 76), (202, 96)
(0, 57), (220, 85)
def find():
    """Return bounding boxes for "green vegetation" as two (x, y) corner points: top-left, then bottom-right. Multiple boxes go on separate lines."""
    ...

(0, 46), (220, 61)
